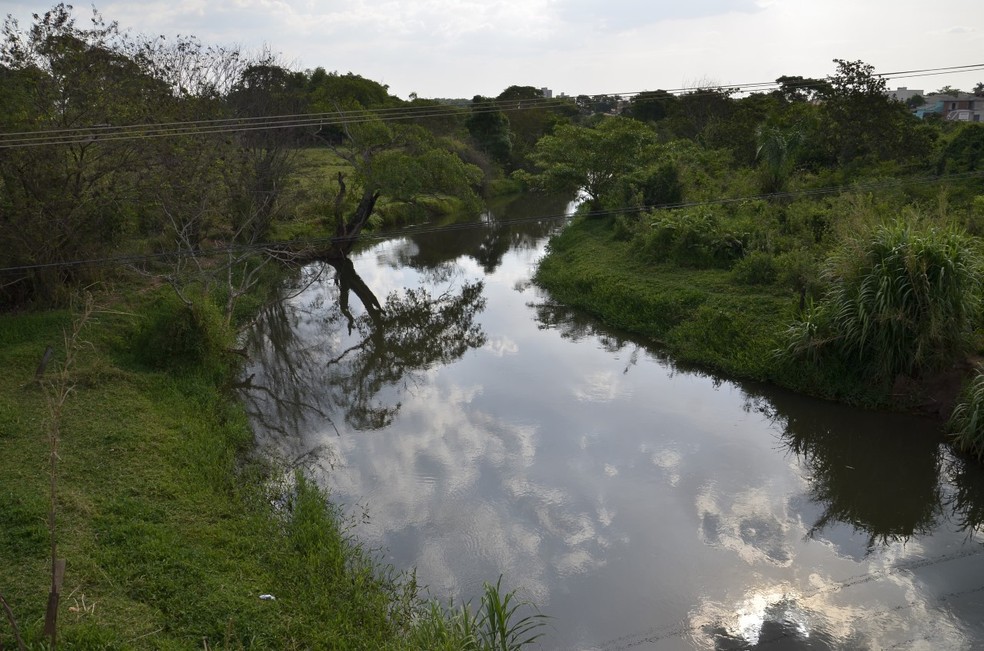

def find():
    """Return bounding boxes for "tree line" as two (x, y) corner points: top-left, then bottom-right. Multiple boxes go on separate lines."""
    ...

(3, 4), (983, 315)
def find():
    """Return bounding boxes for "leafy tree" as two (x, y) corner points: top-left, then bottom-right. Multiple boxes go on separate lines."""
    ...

(774, 75), (831, 103)
(319, 116), (482, 255)
(495, 85), (573, 171)
(936, 85), (960, 95)
(521, 117), (659, 209)
(576, 94), (619, 116)
(663, 86), (736, 142)
(974, 82), (984, 98)
(818, 59), (929, 165)
(937, 124), (984, 175)
(496, 85), (543, 104)
(703, 91), (782, 165)
(402, 96), (466, 136)
(225, 60), (309, 241)
(628, 90), (677, 123)
(0, 4), (167, 304)
(466, 95), (513, 167)
(307, 68), (398, 110)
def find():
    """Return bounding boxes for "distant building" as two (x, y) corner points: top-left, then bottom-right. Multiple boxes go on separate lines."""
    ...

(886, 87), (924, 103)
(541, 87), (553, 99)
(915, 93), (982, 122)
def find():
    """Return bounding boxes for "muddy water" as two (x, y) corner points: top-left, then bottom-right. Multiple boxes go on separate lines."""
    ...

(241, 194), (984, 650)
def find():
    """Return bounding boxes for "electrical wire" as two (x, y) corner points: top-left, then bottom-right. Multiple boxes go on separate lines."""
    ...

(2, 63), (982, 149)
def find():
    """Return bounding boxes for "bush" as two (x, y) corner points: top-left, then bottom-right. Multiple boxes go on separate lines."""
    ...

(775, 249), (822, 299)
(950, 370), (984, 461)
(637, 208), (745, 268)
(782, 218), (982, 381)
(132, 290), (233, 373)
(731, 251), (778, 285)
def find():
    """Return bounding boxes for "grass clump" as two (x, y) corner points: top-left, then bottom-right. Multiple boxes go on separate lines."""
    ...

(949, 371), (984, 461)
(408, 577), (547, 651)
(731, 251), (779, 286)
(783, 217), (982, 384)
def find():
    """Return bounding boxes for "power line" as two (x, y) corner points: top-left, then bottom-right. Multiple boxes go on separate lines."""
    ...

(2, 63), (982, 149)
(2, 170), (981, 277)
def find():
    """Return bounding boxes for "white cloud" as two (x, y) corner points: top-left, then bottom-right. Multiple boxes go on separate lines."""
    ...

(7, 0), (982, 98)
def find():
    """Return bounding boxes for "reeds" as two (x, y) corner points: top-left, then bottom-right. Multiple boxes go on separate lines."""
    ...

(949, 370), (984, 461)
(409, 576), (548, 650)
(783, 217), (981, 382)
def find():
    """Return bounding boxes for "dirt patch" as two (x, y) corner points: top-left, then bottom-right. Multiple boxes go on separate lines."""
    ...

(892, 356), (984, 419)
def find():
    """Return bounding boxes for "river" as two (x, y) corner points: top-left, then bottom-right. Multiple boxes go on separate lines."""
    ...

(240, 193), (984, 650)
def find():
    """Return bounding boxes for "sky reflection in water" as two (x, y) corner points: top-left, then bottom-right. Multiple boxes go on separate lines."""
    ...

(241, 199), (984, 650)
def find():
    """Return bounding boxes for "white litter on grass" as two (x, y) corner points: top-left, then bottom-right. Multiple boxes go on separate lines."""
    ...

(259, 594), (277, 600)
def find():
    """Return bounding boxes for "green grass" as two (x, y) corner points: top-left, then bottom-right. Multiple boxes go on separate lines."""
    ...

(0, 288), (543, 649)
(950, 370), (984, 461)
(535, 216), (883, 402)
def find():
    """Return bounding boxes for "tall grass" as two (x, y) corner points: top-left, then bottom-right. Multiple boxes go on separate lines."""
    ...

(783, 217), (982, 382)
(949, 370), (984, 461)
(407, 577), (547, 651)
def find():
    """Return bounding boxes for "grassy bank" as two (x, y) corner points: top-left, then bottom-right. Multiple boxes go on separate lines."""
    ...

(534, 216), (894, 405)
(0, 287), (543, 649)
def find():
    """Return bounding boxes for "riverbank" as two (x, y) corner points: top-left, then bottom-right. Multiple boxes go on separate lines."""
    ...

(0, 286), (538, 649)
(534, 215), (967, 410)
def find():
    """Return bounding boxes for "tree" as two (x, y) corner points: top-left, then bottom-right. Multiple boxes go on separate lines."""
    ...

(495, 85), (543, 104)
(522, 117), (660, 209)
(316, 115), (483, 257)
(0, 5), (168, 305)
(663, 86), (736, 142)
(306, 68), (398, 110)
(936, 85), (960, 95)
(225, 60), (309, 241)
(774, 75), (831, 103)
(937, 124), (984, 175)
(494, 85), (573, 171)
(702, 91), (782, 165)
(465, 95), (513, 167)
(974, 82), (984, 98)
(627, 90), (676, 123)
(818, 59), (929, 164)
(576, 94), (619, 116)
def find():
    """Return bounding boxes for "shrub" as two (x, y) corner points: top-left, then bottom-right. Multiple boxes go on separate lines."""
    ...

(731, 251), (778, 285)
(637, 208), (745, 268)
(132, 290), (233, 373)
(782, 218), (982, 381)
(949, 370), (984, 461)
(775, 249), (823, 299)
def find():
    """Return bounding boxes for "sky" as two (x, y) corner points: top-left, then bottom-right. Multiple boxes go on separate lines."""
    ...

(4, 0), (984, 100)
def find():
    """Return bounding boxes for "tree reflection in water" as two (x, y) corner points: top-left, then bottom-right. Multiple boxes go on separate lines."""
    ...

(773, 404), (944, 548)
(379, 193), (572, 275)
(239, 257), (486, 463)
(531, 298), (984, 548)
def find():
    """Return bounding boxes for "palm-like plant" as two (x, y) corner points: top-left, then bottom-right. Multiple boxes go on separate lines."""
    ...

(755, 125), (803, 195)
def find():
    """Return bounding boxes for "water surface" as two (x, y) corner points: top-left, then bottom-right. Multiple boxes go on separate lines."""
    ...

(242, 194), (984, 650)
